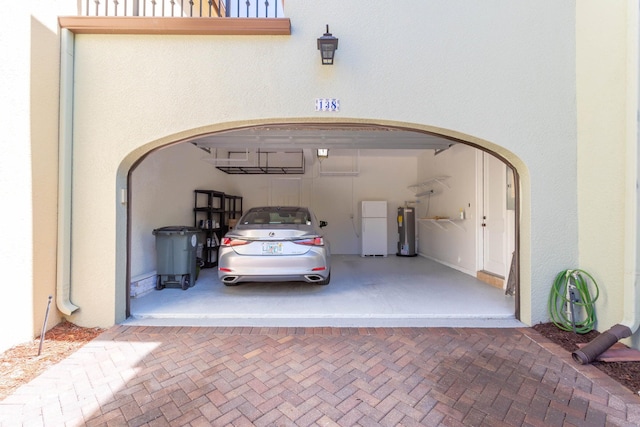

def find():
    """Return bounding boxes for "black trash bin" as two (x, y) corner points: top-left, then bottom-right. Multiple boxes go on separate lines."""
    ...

(152, 226), (202, 290)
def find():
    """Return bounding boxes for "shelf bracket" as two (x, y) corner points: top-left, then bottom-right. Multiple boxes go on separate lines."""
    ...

(408, 176), (451, 198)
(418, 218), (465, 231)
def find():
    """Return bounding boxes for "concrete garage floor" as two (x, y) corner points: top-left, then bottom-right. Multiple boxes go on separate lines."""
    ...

(127, 255), (522, 328)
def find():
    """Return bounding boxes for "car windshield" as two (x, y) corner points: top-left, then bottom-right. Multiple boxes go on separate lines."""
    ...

(241, 208), (311, 225)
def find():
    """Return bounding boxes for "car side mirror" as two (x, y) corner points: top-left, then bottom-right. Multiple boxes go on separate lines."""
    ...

(319, 220), (328, 228)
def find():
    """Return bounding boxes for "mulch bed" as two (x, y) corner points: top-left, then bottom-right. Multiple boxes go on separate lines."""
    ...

(0, 321), (104, 401)
(533, 322), (640, 396)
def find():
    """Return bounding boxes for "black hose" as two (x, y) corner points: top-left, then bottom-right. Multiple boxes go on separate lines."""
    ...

(571, 324), (632, 364)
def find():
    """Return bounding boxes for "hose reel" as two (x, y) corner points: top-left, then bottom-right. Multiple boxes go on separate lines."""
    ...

(548, 269), (599, 334)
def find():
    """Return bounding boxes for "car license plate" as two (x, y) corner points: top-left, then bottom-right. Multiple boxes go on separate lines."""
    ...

(262, 242), (283, 255)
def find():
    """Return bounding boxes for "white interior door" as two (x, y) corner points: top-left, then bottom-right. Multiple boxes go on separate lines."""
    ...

(269, 178), (301, 206)
(482, 153), (507, 276)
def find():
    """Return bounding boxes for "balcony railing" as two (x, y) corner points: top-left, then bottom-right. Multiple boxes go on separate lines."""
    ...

(84, 0), (284, 18)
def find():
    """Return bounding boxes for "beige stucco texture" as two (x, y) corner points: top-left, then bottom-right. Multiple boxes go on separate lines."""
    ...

(577, 0), (639, 340)
(64, 1), (635, 336)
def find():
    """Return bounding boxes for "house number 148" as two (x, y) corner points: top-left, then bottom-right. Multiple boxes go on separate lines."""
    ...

(315, 98), (340, 112)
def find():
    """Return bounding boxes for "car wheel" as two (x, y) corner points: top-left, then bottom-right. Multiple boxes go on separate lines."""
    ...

(317, 273), (330, 286)
(181, 275), (190, 290)
(156, 276), (165, 290)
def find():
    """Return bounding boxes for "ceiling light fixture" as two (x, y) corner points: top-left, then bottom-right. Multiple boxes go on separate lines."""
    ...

(317, 148), (329, 161)
(317, 25), (338, 65)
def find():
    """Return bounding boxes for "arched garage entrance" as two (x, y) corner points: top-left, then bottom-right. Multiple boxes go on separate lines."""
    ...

(123, 121), (524, 327)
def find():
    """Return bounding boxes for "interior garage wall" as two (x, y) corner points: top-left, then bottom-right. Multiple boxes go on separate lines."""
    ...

(230, 152), (420, 255)
(416, 145), (478, 276)
(131, 142), (487, 281)
(130, 143), (234, 277)
(306, 153), (418, 255)
(131, 145), (419, 277)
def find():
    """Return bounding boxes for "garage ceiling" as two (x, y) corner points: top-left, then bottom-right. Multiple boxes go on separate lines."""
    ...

(190, 124), (457, 154)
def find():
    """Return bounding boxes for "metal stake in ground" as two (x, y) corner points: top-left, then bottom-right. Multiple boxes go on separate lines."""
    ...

(38, 295), (53, 356)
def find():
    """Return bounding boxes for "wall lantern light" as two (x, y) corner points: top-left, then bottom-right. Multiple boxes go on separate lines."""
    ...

(317, 148), (329, 161)
(317, 25), (338, 65)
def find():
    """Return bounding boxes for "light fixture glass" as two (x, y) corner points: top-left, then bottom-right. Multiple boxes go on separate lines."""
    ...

(317, 148), (329, 161)
(317, 25), (338, 65)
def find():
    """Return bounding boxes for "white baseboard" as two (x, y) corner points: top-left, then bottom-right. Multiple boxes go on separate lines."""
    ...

(417, 253), (476, 277)
(130, 271), (157, 298)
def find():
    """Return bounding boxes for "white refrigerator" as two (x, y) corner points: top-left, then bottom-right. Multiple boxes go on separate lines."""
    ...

(360, 201), (388, 257)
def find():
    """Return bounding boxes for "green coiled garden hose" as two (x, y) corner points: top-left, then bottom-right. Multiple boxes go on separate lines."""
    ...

(548, 269), (599, 333)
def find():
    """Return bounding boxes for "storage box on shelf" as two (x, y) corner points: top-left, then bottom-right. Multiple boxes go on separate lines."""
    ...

(224, 194), (243, 231)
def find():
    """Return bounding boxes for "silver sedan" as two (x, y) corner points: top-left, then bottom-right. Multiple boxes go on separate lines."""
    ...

(218, 206), (331, 286)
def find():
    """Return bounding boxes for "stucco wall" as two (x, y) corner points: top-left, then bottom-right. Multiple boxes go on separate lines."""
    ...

(0, 1), (78, 352)
(0, 1), (34, 354)
(577, 1), (639, 340)
(67, 0), (581, 327)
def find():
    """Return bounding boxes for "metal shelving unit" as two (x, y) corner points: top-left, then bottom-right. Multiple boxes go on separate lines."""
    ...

(193, 190), (243, 268)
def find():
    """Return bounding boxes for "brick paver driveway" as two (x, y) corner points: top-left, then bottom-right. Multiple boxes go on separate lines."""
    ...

(1, 326), (639, 426)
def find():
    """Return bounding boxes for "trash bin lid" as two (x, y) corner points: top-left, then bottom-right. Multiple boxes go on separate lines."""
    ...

(153, 226), (201, 235)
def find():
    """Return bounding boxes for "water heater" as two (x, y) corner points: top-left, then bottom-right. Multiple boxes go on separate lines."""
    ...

(397, 206), (417, 257)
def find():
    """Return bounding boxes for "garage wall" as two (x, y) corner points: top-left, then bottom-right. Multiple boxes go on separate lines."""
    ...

(131, 145), (419, 279)
(224, 153), (419, 255)
(310, 153), (419, 255)
(68, 0), (579, 327)
(131, 143), (235, 277)
(416, 145), (478, 275)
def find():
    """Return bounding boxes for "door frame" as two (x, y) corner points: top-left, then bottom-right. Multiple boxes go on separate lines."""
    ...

(475, 150), (519, 313)
(124, 121), (522, 321)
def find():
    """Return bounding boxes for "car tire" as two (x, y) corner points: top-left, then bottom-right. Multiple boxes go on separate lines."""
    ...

(317, 273), (330, 286)
(156, 276), (165, 290)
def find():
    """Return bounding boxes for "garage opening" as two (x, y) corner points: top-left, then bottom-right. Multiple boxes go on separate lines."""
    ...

(125, 123), (520, 327)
